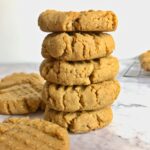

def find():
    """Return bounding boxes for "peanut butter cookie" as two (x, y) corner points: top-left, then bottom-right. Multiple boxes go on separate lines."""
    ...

(40, 56), (119, 85)
(38, 10), (118, 32)
(42, 33), (115, 61)
(0, 73), (44, 114)
(45, 106), (113, 133)
(0, 118), (69, 150)
(42, 80), (120, 112)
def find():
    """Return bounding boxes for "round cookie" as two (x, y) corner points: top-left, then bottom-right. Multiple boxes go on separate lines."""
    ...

(0, 118), (69, 150)
(139, 50), (150, 71)
(42, 32), (115, 61)
(0, 73), (44, 114)
(38, 10), (118, 32)
(44, 106), (113, 133)
(42, 80), (120, 112)
(40, 56), (119, 86)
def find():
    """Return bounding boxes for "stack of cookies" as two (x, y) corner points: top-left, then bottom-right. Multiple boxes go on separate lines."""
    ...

(38, 10), (120, 133)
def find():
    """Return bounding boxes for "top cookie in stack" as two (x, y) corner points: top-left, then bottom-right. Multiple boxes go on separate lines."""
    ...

(38, 10), (120, 133)
(38, 10), (117, 32)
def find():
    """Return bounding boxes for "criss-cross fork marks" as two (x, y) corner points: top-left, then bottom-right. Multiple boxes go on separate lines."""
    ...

(0, 83), (42, 114)
(0, 124), (66, 150)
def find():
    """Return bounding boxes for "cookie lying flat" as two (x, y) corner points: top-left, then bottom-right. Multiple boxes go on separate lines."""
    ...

(0, 73), (44, 114)
(42, 32), (115, 61)
(38, 10), (118, 32)
(42, 80), (120, 112)
(139, 50), (150, 71)
(40, 56), (119, 85)
(0, 118), (69, 150)
(45, 106), (113, 133)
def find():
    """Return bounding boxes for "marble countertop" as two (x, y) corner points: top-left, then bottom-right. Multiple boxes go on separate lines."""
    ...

(0, 59), (150, 150)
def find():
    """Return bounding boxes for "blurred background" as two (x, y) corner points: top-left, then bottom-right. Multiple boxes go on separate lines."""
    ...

(0, 0), (150, 63)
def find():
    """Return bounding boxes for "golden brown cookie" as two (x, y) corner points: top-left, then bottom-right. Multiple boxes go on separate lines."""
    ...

(45, 106), (113, 133)
(42, 32), (115, 61)
(0, 118), (69, 150)
(139, 50), (150, 71)
(0, 73), (44, 114)
(40, 56), (119, 85)
(38, 10), (118, 32)
(42, 80), (120, 112)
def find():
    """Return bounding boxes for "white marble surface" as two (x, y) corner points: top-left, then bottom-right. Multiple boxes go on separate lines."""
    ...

(0, 60), (150, 150)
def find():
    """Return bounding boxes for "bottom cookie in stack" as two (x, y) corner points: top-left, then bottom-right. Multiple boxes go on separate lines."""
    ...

(44, 106), (113, 133)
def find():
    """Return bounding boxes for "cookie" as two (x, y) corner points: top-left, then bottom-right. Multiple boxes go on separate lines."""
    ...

(139, 50), (150, 71)
(44, 106), (113, 133)
(42, 80), (120, 112)
(42, 32), (115, 61)
(40, 56), (119, 85)
(0, 73), (44, 114)
(38, 10), (118, 32)
(0, 118), (69, 150)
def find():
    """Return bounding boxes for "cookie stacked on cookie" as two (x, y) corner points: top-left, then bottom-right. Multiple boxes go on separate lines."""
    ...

(38, 10), (120, 133)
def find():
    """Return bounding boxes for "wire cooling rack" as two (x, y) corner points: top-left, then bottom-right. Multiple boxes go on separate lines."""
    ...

(123, 59), (150, 78)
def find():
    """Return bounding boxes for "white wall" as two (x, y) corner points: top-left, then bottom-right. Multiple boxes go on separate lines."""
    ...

(0, 0), (150, 63)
